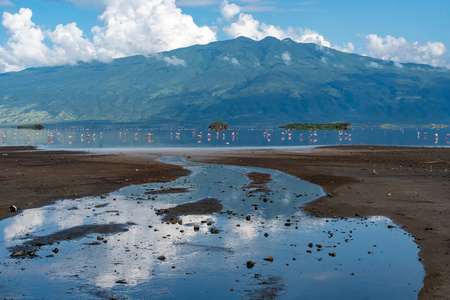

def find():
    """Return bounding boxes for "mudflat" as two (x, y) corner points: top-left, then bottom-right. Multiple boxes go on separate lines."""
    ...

(0, 145), (449, 299)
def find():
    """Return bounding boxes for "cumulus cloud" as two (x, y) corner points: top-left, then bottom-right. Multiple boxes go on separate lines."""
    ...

(221, 1), (331, 47)
(220, 0), (240, 21)
(365, 34), (449, 68)
(332, 42), (354, 53)
(92, 0), (216, 58)
(367, 61), (382, 69)
(281, 51), (291, 65)
(221, 55), (239, 65)
(153, 54), (187, 67)
(0, 0), (216, 72)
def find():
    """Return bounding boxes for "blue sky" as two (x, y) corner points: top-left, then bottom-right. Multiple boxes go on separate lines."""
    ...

(0, 0), (449, 72)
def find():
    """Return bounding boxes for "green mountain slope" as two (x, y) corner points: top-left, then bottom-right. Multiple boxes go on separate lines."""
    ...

(0, 36), (449, 127)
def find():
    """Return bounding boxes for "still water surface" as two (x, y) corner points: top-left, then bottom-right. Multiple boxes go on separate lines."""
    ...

(1, 126), (449, 148)
(0, 157), (423, 299)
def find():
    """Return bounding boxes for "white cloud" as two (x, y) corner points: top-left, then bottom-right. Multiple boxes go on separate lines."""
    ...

(92, 0), (216, 59)
(0, 0), (13, 6)
(220, 0), (240, 21)
(222, 3), (331, 48)
(281, 51), (291, 65)
(365, 34), (449, 68)
(332, 42), (354, 53)
(0, 0), (216, 73)
(221, 55), (239, 65)
(367, 61), (382, 69)
(153, 54), (187, 67)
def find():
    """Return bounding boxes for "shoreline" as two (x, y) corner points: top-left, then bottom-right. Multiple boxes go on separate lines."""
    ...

(0, 145), (449, 299)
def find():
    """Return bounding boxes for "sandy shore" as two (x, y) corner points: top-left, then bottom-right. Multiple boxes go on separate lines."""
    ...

(0, 145), (449, 299)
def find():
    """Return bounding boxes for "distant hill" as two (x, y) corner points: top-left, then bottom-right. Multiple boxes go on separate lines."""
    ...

(0, 36), (449, 127)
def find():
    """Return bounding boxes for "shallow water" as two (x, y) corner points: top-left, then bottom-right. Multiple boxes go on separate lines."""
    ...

(0, 126), (449, 148)
(0, 157), (423, 299)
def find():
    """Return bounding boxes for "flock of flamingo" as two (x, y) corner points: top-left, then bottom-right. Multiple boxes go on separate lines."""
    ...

(1, 128), (449, 147)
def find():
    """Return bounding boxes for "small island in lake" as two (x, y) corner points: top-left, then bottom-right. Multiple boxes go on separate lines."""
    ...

(17, 124), (45, 130)
(209, 121), (230, 130)
(280, 122), (351, 130)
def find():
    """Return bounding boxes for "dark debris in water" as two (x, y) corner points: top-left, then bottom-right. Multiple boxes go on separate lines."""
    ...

(145, 187), (189, 195)
(9, 222), (135, 255)
(155, 198), (223, 222)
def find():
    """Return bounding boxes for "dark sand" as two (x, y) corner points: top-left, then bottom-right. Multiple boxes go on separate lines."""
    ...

(0, 145), (448, 299)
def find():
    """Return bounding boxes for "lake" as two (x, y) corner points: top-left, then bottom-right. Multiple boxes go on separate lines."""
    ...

(1, 126), (449, 149)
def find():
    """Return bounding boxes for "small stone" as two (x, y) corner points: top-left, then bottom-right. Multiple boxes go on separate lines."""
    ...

(246, 261), (255, 269)
(97, 236), (105, 241)
(52, 248), (59, 254)
(329, 252), (336, 257)
(264, 233), (269, 237)
(11, 250), (31, 257)
(308, 243), (313, 248)
(327, 193), (333, 197)
(9, 205), (18, 212)
(116, 279), (127, 284)
(210, 228), (221, 234)
(246, 215), (251, 221)
(157, 255), (166, 261)
(100, 195), (107, 199)
(194, 225), (200, 231)
(263, 256), (274, 262)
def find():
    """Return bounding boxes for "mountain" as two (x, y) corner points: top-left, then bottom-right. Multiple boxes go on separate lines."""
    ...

(1, 36), (449, 127)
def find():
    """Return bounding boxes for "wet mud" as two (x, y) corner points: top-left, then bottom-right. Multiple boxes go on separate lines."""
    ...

(156, 197), (223, 222)
(9, 222), (135, 256)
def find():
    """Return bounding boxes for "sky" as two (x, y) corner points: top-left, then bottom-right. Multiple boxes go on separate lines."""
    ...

(0, 0), (449, 73)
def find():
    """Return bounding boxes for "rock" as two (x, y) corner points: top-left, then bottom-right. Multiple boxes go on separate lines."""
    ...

(194, 225), (200, 231)
(308, 243), (313, 248)
(246, 215), (251, 221)
(100, 195), (107, 199)
(327, 193), (333, 197)
(210, 228), (221, 234)
(116, 279), (127, 284)
(263, 256), (274, 262)
(329, 252), (336, 257)
(11, 250), (32, 257)
(264, 233), (269, 237)
(9, 205), (18, 212)
(157, 255), (166, 261)
(97, 235), (105, 241)
(246, 261), (255, 269)
(52, 248), (59, 254)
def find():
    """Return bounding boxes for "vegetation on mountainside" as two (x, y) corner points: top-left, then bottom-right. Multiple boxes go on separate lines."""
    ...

(1, 37), (449, 127)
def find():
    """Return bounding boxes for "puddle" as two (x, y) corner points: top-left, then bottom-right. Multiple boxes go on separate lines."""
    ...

(0, 157), (423, 299)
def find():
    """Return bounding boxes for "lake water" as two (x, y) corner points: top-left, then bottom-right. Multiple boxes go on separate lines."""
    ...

(0, 157), (423, 299)
(0, 126), (449, 148)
